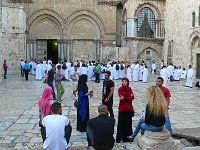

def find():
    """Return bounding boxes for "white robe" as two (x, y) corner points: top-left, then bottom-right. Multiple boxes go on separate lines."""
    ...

(31, 62), (36, 75)
(142, 68), (148, 83)
(186, 68), (193, 87)
(113, 64), (119, 80)
(152, 63), (156, 74)
(139, 66), (144, 81)
(66, 62), (71, 80)
(167, 65), (174, 76)
(36, 64), (42, 80)
(47, 64), (52, 73)
(88, 66), (94, 80)
(101, 66), (106, 80)
(160, 68), (170, 87)
(173, 69), (177, 80)
(110, 67), (115, 80)
(181, 70), (187, 79)
(81, 67), (88, 75)
(133, 64), (139, 82)
(174, 69), (182, 81)
(127, 67), (132, 82)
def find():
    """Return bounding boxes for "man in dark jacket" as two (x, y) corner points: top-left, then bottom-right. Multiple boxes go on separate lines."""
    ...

(87, 104), (115, 150)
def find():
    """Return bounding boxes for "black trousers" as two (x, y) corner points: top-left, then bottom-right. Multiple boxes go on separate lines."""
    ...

(4, 69), (7, 79)
(102, 98), (114, 118)
(41, 124), (72, 143)
(24, 70), (29, 81)
(95, 73), (100, 83)
(21, 68), (24, 77)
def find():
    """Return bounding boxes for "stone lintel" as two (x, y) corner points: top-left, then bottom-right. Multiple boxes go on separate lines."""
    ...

(124, 37), (164, 45)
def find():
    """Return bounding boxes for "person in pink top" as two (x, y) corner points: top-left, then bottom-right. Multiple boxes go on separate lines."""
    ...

(38, 86), (53, 142)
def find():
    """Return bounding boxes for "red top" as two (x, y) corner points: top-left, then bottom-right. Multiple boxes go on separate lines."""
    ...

(3, 63), (8, 69)
(118, 77), (134, 112)
(161, 86), (171, 102)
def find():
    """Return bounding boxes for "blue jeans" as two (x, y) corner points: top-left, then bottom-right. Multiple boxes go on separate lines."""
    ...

(165, 115), (172, 135)
(132, 118), (164, 138)
(48, 82), (56, 100)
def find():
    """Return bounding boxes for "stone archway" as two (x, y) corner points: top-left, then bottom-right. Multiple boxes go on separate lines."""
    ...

(26, 9), (64, 62)
(67, 10), (105, 61)
(190, 31), (200, 78)
(138, 47), (161, 69)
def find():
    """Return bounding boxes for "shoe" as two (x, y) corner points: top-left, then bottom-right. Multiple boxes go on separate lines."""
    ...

(127, 136), (134, 142)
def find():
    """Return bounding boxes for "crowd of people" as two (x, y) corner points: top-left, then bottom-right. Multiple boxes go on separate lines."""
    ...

(2, 58), (199, 150)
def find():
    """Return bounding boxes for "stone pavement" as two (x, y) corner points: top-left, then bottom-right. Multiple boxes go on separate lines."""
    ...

(0, 74), (200, 150)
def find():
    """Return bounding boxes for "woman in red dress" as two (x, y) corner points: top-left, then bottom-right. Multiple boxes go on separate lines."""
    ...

(116, 77), (134, 143)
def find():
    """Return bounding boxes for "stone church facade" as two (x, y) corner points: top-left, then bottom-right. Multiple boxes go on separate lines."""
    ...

(0, 0), (200, 80)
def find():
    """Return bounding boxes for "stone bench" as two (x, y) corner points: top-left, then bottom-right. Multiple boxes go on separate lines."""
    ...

(138, 129), (177, 150)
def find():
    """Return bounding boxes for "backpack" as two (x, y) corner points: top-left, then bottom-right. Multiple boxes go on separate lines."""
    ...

(62, 63), (67, 70)
(120, 65), (124, 70)
(116, 65), (119, 70)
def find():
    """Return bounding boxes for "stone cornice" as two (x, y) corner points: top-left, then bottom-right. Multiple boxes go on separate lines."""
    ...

(124, 37), (164, 45)
(97, 0), (128, 6)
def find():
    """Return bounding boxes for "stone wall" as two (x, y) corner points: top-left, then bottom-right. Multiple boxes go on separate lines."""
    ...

(1, 3), (26, 73)
(0, 0), (2, 81)
(164, 0), (200, 77)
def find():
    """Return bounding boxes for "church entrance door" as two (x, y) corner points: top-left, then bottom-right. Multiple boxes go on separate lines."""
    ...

(197, 54), (200, 79)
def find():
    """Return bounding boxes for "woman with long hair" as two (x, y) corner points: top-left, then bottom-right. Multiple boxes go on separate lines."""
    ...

(128, 86), (167, 141)
(38, 86), (53, 142)
(77, 74), (93, 132)
(116, 77), (134, 143)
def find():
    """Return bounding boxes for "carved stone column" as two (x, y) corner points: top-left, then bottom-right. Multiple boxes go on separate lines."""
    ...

(63, 40), (67, 61)
(58, 40), (61, 62)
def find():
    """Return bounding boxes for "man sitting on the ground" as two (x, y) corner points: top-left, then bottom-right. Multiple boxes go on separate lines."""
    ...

(87, 104), (115, 150)
(41, 102), (72, 150)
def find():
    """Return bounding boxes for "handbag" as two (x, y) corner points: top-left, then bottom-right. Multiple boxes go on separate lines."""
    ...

(74, 100), (80, 109)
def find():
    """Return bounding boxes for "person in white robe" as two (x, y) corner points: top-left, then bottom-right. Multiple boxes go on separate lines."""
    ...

(173, 66), (178, 80)
(31, 61), (36, 75)
(127, 65), (132, 82)
(151, 62), (156, 74)
(133, 62), (139, 82)
(56, 63), (61, 73)
(160, 60), (164, 69)
(167, 64), (174, 77)
(100, 65), (106, 80)
(186, 65), (193, 88)
(66, 61), (71, 80)
(181, 68), (187, 79)
(120, 63), (125, 78)
(46, 63), (52, 73)
(113, 63), (119, 80)
(160, 65), (170, 87)
(88, 63), (94, 80)
(35, 63), (42, 80)
(110, 64), (115, 80)
(174, 66), (182, 81)
(139, 64), (144, 81)
(62, 62), (69, 81)
(81, 64), (88, 75)
(142, 65), (148, 83)
(41, 62), (46, 78)
(47, 59), (52, 65)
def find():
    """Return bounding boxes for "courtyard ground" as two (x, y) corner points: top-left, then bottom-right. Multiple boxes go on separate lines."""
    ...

(0, 73), (200, 150)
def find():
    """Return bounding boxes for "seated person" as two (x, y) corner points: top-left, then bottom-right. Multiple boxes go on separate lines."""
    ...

(87, 104), (115, 150)
(41, 102), (72, 150)
(128, 86), (168, 141)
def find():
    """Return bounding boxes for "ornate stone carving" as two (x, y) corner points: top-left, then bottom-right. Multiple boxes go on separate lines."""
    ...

(97, 0), (127, 6)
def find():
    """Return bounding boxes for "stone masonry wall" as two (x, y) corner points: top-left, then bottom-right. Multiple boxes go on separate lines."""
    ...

(0, 0), (2, 81)
(164, 0), (200, 77)
(1, 3), (26, 73)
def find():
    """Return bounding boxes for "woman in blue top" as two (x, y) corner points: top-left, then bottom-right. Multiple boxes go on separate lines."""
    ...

(24, 61), (30, 81)
(77, 74), (93, 132)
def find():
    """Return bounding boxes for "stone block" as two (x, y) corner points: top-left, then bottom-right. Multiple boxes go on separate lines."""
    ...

(138, 129), (177, 150)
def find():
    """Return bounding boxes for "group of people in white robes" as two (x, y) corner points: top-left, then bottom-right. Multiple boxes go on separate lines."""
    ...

(160, 63), (194, 88)
(127, 62), (149, 83)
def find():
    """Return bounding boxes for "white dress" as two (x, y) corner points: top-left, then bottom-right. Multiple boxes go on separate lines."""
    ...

(36, 64), (42, 80)
(139, 66), (144, 81)
(127, 67), (132, 82)
(133, 64), (139, 82)
(186, 69), (193, 87)
(142, 68), (148, 83)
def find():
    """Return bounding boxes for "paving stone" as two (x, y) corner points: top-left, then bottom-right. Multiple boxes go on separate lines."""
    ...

(0, 122), (13, 131)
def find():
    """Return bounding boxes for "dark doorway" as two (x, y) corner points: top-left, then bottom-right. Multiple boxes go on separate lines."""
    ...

(197, 54), (200, 79)
(47, 40), (58, 64)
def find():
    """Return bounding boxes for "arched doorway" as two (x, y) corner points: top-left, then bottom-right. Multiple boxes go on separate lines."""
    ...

(138, 48), (161, 70)
(27, 10), (63, 64)
(191, 36), (200, 78)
